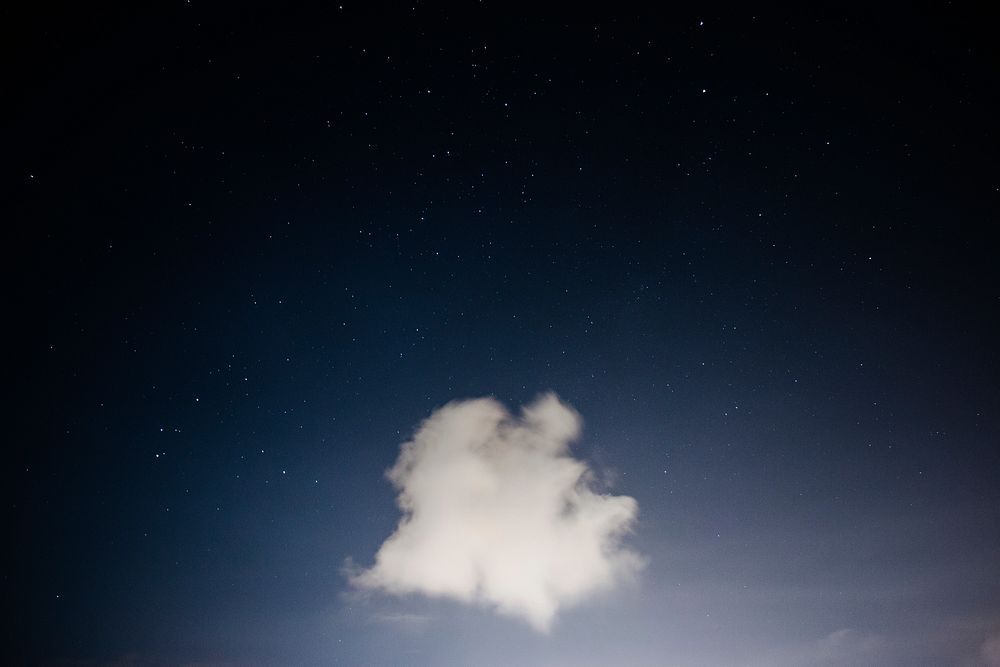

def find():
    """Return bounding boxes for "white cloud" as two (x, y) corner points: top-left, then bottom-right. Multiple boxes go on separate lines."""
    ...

(369, 611), (433, 628)
(983, 633), (1000, 666)
(352, 393), (643, 632)
(749, 628), (889, 667)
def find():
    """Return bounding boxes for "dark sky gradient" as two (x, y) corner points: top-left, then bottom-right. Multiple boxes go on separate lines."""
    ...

(8, 4), (999, 666)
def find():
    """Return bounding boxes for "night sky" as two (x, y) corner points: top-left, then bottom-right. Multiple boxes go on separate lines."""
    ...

(8, 4), (1000, 666)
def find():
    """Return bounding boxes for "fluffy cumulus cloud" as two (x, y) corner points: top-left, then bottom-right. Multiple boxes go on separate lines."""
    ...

(352, 393), (643, 632)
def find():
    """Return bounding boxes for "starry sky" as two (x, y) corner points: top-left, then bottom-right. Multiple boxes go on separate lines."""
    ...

(8, 4), (1000, 666)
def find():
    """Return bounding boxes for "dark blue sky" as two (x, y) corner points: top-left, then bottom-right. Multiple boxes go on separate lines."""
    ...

(8, 4), (1000, 665)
